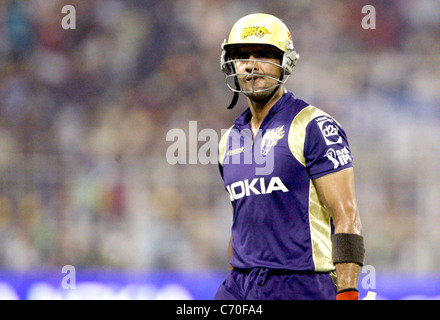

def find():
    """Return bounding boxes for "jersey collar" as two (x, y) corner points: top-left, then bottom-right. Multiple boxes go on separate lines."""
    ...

(234, 91), (295, 130)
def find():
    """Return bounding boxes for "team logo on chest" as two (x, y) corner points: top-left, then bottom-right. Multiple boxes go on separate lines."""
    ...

(260, 125), (285, 156)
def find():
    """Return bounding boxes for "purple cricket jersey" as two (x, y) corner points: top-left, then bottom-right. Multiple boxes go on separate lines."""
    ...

(218, 92), (353, 272)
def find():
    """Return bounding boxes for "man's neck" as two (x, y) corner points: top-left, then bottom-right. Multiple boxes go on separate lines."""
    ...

(248, 86), (285, 134)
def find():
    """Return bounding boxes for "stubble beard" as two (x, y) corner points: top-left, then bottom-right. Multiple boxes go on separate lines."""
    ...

(240, 77), (277, 102)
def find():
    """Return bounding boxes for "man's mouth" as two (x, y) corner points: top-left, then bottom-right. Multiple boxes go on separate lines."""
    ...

(245, 74), (263, 82)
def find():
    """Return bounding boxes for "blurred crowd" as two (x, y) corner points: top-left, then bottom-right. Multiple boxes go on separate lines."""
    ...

(0, 0), (439, 274)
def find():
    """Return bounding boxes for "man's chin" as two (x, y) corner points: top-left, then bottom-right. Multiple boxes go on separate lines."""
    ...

(243, 88), (273, 101)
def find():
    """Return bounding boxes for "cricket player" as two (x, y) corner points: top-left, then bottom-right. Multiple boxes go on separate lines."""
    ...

(215, 13), (365, 300)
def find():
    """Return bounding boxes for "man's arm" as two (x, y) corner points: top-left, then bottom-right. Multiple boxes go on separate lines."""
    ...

(313, 167), (364, 299)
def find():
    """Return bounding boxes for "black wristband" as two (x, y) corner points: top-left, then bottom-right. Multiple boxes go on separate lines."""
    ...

(332, 233), (365, 266)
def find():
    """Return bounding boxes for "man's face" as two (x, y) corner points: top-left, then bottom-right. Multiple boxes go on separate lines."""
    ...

(229, 45), (283, 101)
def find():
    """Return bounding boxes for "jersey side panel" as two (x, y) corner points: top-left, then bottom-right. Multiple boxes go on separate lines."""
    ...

(288, 105), (335, 272)
(218, 125), (234, 167)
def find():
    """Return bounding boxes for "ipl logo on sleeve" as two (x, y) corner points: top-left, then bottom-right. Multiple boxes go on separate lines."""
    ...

(315, 117), (342, 146)
(325, 147), (352, 169)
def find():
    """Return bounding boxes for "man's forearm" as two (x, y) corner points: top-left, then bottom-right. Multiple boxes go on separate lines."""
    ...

(332, 232), (365, 299)
(335, 262), (361, 292)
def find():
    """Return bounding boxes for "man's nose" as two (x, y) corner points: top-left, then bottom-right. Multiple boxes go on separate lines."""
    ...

(245, 56), (258, 73)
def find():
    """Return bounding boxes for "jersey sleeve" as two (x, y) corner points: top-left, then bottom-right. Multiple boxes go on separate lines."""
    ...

(218, 125), (234, 181)
(304, 115), (353, 180)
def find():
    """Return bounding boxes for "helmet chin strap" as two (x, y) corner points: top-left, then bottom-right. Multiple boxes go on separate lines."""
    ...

(227, 77), (240, 109)
(227, 72), (284, 109)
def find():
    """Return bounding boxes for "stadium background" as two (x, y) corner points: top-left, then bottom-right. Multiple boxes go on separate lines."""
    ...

(0, 0), (439, 299)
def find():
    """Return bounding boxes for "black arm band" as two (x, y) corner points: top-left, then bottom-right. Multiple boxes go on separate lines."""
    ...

(332, 233), (365, 266)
